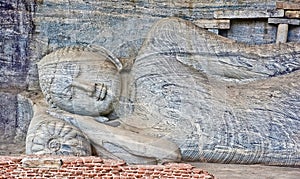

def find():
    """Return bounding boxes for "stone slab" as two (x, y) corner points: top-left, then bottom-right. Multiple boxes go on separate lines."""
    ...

(276, 23), (289, 43)
(276, 2), (284, 9)
(285, 10), (300, 18)
(276, 2), (300, 10)
(268, 17), (300, 25)
(214, 9), (284, 19)
(193, 19), (230, 29)
(21, 157), (63, 168)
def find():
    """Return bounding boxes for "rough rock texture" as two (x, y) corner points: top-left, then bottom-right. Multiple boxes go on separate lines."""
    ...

(0, 0), (35, 154)
(0, 92), (34, 155)
(0, 0), (34, 89)
(0, 92), (17, 141)
(224, 19), (278, 44)
(32, 0), (286, 62)
(24, 17), (300, 166)
(128, 18), (300, 165)
(0, 0), (300, 165)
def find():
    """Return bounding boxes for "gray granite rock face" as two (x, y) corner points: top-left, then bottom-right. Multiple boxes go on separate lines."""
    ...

(0, 0), (35, 155)
(0, 0), (300, 164)
(0, 92), (34, 155)
(0, 0), (35, 89)
(0, 92), (17, 143)
(33, 0), (278, 60)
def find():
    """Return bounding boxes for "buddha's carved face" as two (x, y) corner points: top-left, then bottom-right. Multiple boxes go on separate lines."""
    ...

(39, 51), (121, 116)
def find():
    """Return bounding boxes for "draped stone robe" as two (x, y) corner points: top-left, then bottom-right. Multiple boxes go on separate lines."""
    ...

(124, 18), (300, 165)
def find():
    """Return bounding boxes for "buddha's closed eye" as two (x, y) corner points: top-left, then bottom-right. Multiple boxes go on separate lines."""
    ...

(71, 80), (107, 101)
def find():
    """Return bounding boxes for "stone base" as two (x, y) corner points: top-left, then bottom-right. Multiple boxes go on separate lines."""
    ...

(0, 155), (214, 178)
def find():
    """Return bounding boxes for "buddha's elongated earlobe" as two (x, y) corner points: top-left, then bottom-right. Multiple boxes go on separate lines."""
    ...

(87, 45), (123, 71)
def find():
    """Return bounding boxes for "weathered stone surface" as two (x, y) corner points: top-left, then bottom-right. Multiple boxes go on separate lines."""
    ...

(276, 2), (284, 9)
(32, 0), (279, 61)
(224, 19), (277, 45)
(207, 28), (219, 34)
(15, 93), (34, 143)
(26, 103), (92, 156)
(26, 18), (300, 166)
(276, 23), (289, 43)
(21, 157), (62, 168)
(276, 2), (300, 10)
(214, 9), (284, 19)
(193, 19), (230, 29)
(128, 18), (300, 165)
(288, 25), (300, 43)
(0, 0), (36, 155)
(0, 0), (34, 90)
(285, 10), (300, 18)
(268, 17), (300, 25)
(0, 0), (300, 166)
(0, 92), (17, 143)
(0, 92), (34, 155)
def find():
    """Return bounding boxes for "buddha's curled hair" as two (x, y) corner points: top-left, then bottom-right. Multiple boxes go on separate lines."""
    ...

(38, 46), (122, 70)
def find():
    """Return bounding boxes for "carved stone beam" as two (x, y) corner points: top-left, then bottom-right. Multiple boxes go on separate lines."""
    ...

(276, 1), (300, 19)
(214, 9), (284, 19)
(268, 18), (300, 43)
(193, 19), (230, 35)
(268, 18), (300, 25)
(285, 11), (300, 19)
(276, 1), (300, 10)
(22, 158), (62, 169)
(193, 19), (230, 29)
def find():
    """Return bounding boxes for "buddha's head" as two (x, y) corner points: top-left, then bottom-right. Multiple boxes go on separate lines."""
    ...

(38, 46), (122, 116)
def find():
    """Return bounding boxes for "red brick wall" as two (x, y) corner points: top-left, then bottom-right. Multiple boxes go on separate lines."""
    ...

(0, 156), (214, 178)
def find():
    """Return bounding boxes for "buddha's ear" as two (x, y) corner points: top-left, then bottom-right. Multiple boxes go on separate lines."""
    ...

(87, 45), (123, 71)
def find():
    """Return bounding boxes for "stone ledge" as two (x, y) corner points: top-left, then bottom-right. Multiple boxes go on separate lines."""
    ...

(268, 18), (300, 25)
(214, 9), (284, 19)
(21, 157), (62, 169)
(193, 19), (230, 29)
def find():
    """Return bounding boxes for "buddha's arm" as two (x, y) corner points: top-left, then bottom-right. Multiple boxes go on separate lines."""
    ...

(47, 109), (181, 164)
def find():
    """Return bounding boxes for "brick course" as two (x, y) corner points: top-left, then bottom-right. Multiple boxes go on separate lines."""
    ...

(0, 156), (214, 178)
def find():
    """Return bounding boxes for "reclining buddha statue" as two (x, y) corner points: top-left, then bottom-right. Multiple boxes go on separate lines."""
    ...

(26, 18), (300, 165)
